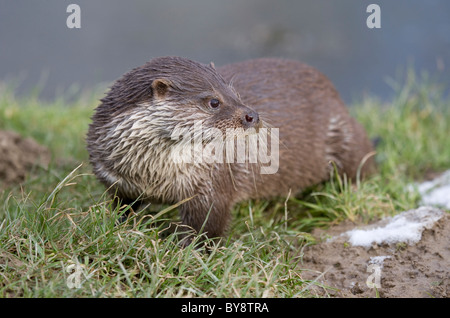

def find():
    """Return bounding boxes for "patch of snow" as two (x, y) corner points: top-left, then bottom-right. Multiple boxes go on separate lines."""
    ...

(345, 206), (444, 248)
(414, 170), (450, 209)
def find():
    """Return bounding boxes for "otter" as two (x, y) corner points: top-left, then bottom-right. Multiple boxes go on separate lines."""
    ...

(87, 56), (375, 241)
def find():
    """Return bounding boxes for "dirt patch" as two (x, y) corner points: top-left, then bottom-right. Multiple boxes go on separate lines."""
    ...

(0, 130), (50, 188)
(301, 207), (449, 298)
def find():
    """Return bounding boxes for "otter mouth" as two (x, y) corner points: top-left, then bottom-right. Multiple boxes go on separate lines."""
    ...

(211, 105), (262, 135)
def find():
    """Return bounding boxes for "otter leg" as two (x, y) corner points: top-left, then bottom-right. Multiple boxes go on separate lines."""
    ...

(111, 196), (142, 223)
(178, 195), (231, 243)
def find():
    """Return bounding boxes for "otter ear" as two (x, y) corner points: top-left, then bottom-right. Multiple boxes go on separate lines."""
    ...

(151, 79), (171, 99)
(209, 61), (216, 69)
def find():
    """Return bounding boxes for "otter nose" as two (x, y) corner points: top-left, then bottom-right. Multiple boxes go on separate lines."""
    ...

(242, 109), (260, 129)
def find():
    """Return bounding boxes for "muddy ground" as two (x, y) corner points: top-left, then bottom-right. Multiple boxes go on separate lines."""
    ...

(301, 210), (449, 298)
(0, 130), (50, 188)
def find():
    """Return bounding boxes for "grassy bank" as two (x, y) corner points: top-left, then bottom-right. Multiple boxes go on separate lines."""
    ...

(0, 71), (449, 297)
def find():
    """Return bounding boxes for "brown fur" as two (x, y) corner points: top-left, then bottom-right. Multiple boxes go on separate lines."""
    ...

(87, 56), (375, 240)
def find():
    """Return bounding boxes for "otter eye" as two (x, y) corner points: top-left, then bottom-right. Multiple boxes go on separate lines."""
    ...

(209, 99), (221, 109)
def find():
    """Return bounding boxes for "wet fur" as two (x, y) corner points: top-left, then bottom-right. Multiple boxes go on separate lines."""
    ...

(87, 56), (376, 240)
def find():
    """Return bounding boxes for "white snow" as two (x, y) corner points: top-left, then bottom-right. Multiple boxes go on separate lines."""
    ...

(345, 206), (444, 248)
(416, 170), (450, 209)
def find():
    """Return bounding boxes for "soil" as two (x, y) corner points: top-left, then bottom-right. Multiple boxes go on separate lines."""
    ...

(301, 210), (450, 298)
(0, 130), (50, 188)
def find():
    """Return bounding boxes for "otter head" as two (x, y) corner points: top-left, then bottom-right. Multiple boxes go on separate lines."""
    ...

(146, 57), (260, 136)
(99, 57), (260, 137)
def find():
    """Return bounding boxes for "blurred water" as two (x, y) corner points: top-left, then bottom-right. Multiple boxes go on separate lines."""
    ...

(0, 0), (449, 103)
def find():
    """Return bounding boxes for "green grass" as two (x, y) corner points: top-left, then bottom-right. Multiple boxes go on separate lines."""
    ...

(0, 70), (449, 297)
